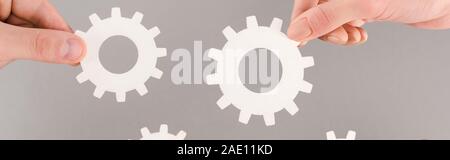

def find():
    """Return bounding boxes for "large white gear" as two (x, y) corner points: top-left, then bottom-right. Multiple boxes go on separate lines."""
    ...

(326, 130), (356, 140)
(206, 16), (314, 126)
(139, 124), (187, 140)
(75, 7), (167, 102)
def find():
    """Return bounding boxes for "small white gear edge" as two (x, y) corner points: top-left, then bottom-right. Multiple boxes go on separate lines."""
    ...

(326, 130), (356, 140)
(139, 124), (187, 140)
(75, 7), (167, 102)
(206, 16), (314, 126)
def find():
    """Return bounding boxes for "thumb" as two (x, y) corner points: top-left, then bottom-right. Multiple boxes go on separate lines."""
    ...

(288, 0), (383, 42)
(0, 22), (86, 64)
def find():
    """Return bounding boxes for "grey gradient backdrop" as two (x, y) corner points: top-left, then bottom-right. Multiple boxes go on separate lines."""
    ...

(0, 0), (449, 140)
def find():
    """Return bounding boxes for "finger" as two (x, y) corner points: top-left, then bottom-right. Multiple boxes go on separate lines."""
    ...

(0, 22), (86, 64)
(290, 0), (319, 45)
(0, 60), (11, 69)
(291, 0), (319, 20)
(11, 0), (72, 32)
(409, 14), (450, 30)
(299, 41), (309, 47)
(0, 0), (12, 21)
(6, 14), (34, 27)
(342, 25), (362, 45)
(291, 0), (333, 46)
(71, 62), (80, 67)
(319, 26), (348, 45)
(357, 27), (368, 44)
(348, 20), (366, 27)
(288, 0), (381, 42)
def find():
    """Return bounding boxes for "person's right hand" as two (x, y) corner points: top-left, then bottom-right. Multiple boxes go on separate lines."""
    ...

(288, 0), (450, 46)
(0, 0), (86, 68)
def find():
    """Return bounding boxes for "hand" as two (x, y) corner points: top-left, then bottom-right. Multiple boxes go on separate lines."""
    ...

(288, 0), (450, 46)
(0, 0), (86, 68)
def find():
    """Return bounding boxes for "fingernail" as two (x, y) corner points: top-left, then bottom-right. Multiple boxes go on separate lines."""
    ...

(62, 38), (84, 61)
(68, 25), (74, 33)
(300, 41), (309, 47)
(326, 36), (345, 44)
(288, 18), (312, 41)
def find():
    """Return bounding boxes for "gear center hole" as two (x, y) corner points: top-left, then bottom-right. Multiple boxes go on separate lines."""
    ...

(239, 48), (282, 93)
(99, 35), (138, 74)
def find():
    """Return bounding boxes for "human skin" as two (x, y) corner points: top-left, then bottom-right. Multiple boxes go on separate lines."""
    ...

(288, 0), (450, 46)
(0, 0), (86, 68)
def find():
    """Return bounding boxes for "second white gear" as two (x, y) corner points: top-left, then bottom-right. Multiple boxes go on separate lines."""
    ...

(75, 7), (167, 102)
(207, 16), (314, 126)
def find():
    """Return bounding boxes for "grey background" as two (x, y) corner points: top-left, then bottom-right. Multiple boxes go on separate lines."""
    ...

(0, 0), (449, 140)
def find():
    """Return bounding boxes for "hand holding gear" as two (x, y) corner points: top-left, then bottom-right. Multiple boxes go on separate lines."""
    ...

(207, 16), (314, 126)
(76, 8), (166, 102)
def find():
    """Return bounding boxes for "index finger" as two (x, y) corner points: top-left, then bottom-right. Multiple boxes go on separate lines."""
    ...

(11, 0), (72, 32)
(291, 0), (319, 20)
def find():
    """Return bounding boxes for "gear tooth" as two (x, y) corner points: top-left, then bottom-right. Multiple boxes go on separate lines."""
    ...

(263, 114), (276, 126)
(75, 31), (86, 39)
(246, 16), (259, 29)
(176, 131), (187, 140)
(156, 48), (167, 57)
(206, 74), (221, 85)
(76, 72), (89, 83)
(270, 17), (283, 31)
(299, 81), (313, 94)
(132, 12), (144, 23)
(148, 27), (161, 38)
(116, 92), (126, 102)
(346, 131), (356, 140)
(217, 96), (231, 110)
(136, 85), (148, 96)
(326, 131), (337, 140)
(150, 68), (163, 79)
(284, 101), (299, 115)
(301, 56), (315, 68)
(160, 124), (169, 133)
(140, 127), (152, 139)
(89, 13), (101, 25)
(222, 26), (237, 41)
(208, 48), (222, 61)
(238, 111), (252, 124)
(93, 87), (105, 99)
(111, 7), (121, 18)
